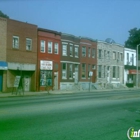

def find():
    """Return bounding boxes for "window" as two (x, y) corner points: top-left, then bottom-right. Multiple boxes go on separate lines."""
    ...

(13, 36), (19, 49)
(69, 64), (73, 79)
(62, 63), (67, 79)
(132, 54), (134, 65)
(92, 48), (95, 58)
(107, 51), (110, 59)
(104, 66), (106, 78)
(92, 65), (96, 69)
(113, 52), (116, 60)
(117, 66), (119, 78)
(113, 66), (116, 78)
(120, 53), (123, 61)
(127, 53), (129, 64)
(82, 46), (86, 57)
(48, 42), (52, 53)
(75, 47), (79, 57)
(54, 43), (59, 54)
(104, 50), (106, 59)
(82, 63), (86, 78)
(70, 45), (73, 56)
(117, 52), (119, 60)
(40, 40), (45, 53)
(62, 44), (67, 56)
(99, 49), (102, 59)
(98, 65), (102, 78)
(26, 38), (32, 51)
(88, 47), (91, 57)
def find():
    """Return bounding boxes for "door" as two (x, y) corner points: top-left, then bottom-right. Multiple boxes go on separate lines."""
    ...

(54, 72), (58, 90)
(24, 77), (31, 92)
(0, 72), (2, 91)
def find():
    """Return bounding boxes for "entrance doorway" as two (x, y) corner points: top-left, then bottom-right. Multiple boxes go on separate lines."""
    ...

(24, 76), (31, 92)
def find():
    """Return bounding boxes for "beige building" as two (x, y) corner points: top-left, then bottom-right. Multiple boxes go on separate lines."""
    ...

(97, 39), (124, 88)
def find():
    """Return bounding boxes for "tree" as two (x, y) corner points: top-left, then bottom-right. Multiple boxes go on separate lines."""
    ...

(125, 28), (140, 49)
(0, 10), (9, 18)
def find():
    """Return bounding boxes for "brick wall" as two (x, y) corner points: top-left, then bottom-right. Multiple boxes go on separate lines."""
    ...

(0, 17), (7, 61)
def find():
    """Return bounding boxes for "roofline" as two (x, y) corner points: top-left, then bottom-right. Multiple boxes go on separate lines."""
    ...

(38, 28), (61, 35)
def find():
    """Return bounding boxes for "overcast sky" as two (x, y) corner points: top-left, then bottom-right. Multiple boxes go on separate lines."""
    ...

(0, 0), (140, 45)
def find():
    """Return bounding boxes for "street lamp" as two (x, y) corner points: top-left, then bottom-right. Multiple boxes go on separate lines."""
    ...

(136, 44), (140, 88)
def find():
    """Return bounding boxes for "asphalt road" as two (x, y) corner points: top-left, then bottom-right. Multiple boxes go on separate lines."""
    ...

(0, 90), (140, 140)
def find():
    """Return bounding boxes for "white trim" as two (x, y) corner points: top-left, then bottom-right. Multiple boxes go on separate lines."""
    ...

(80, 42), (92, 46)
(61, 61), (80, 64)
(61, 40), (73, 44)
(74, 45), (79, 47)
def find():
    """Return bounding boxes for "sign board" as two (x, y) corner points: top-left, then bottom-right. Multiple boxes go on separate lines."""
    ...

(40, 60), (53, 70)
(14, 76), (21, 87)
(89, 71), (93, 77)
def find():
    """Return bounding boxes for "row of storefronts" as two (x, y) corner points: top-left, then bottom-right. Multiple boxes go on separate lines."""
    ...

(0, 17), (140, 92)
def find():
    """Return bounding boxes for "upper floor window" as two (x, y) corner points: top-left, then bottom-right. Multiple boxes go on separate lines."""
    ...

(13, 36), (19, 49)
(48, 42), (52, 53)
(26, 38), (32, 51)
(132, 54), (134, 65)
(75, 47), (79, 57)
(120, 53), (123, 61)
(98, 49), (102, 59)
(82, 46), (86, 57)
(70, 45), (73, 56)
(54, 43), (59, 54)
(40, 40), (45, 53)
(113, 51), (116, 60)
(62, 44), (67, 56)
(92, 48), (95, 58)
(104, 50), (106, 59)
(107, 51), (110, 59)
(88, 47), (91, 57)
(127, 53), (129, 64)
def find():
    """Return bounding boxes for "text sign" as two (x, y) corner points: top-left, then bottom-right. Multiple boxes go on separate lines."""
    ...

(40, 60), (53, 70)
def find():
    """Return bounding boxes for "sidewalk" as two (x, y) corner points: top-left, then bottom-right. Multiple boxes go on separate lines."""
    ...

(0, 87), (140, 98)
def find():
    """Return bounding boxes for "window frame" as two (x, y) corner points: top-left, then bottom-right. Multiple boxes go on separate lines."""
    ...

(82, 46), (86, 57)
(62, 63), (67, 79)
(40, 40), (45, 53)
(81, 63), (86, 78)
(13, 36), (19, 49)
(54, 43), (59, 54)
(26, 38), (32, 51)
(48, 41), (53, 53)
(62, 44), (67, 56)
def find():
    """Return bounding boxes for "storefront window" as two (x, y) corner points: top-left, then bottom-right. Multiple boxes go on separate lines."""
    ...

(40, 70), (52, 86)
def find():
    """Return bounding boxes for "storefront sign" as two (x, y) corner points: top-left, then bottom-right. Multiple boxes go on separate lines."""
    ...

(129, 70), (140, 74)
(0, 61), (8, 70)
(40, 60), (53, 70)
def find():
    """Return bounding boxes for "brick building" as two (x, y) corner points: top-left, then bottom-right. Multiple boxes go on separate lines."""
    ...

(79, 37), (97, 90)
(37, 28), (61, 91)
(0, 18), (37, 92)
(60, 33), (80, 90)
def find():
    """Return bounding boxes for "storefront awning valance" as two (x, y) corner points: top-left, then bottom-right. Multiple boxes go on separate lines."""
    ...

(0, 61), (8, 70)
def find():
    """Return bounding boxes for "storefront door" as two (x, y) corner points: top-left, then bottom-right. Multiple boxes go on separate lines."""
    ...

(24, 76), (31, 92)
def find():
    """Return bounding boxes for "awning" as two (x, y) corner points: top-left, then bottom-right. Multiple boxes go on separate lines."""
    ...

(129, 70), (140, 74)
(0, 61), (8, 70)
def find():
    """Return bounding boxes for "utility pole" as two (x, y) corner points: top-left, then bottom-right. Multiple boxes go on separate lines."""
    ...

(137, 44), (140, 88)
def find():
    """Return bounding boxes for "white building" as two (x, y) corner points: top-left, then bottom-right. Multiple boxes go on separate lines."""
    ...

(124, 48), (136, 86)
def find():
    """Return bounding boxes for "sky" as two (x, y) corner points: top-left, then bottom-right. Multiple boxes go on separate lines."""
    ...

(0, 0), (140, 45)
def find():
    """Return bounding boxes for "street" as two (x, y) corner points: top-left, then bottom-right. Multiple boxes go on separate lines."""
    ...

(0, 90), (140, 140)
